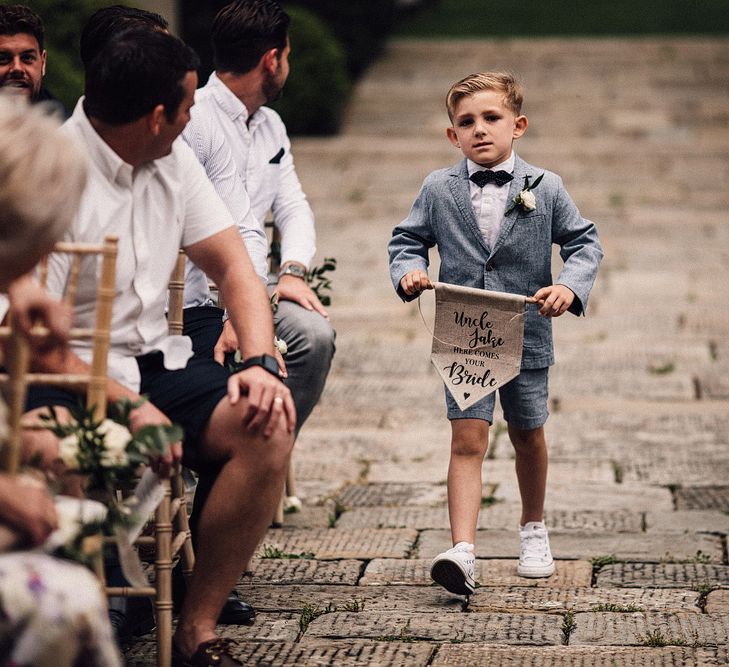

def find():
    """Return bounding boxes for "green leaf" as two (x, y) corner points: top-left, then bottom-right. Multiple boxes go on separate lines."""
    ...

(304, 256), (337, 304)
(530, 173), (544, 190)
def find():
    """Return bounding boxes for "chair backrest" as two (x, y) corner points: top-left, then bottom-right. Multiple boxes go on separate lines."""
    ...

(0, 235), (118, 474)
(167, 249), (186, 336)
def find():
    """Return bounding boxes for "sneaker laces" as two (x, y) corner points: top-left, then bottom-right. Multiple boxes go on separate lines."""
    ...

(450, 541), (475, 554)
(520, 527), (550, 562)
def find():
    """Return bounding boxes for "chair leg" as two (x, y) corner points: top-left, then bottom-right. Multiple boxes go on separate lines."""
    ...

(172, 471), (195, 581)
(273, 495), (284, 527)
(285, 461), (296, 498)
(155, 479), (173, 667)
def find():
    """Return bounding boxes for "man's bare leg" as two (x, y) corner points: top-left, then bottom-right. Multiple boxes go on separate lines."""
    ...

(174, 395), (294, 655)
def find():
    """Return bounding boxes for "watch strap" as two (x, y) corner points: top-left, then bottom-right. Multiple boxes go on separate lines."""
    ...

(239, 354), (280, 378)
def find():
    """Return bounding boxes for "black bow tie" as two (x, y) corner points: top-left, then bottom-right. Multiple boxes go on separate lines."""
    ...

(469, 170), (514, 188)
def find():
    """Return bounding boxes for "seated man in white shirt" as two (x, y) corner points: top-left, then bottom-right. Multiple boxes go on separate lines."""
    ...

(21, 29), (295, 666)
(183, 0), (335, 439)
(78, 4), (270, 628)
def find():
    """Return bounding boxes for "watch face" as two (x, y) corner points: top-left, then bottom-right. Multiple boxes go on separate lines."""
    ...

(241, 354), (280, 378)
(282, 264), (306, 278)
(262, 354), (280, 374)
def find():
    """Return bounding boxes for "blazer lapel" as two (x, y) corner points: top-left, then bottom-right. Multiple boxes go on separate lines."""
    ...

(447, 159), (491, 255)
(489, 154), (537, 259)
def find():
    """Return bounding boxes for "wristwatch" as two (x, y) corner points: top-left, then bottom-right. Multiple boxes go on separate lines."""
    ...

(278, 263), (307, 279)
(239, 354), (281, 379)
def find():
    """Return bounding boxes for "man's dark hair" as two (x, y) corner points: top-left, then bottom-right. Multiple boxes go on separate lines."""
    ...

(0, 4), (44, 50)
(84, 28), (199, 125)
(212, 0), (289, 75)
(80, 5), (169, 68)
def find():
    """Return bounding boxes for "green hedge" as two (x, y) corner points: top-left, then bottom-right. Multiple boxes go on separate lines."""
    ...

(284, 0), (397, 77)
(179, 0), (226, 82)
(395, 0), (729, 36)
(270, 5), (351, 135)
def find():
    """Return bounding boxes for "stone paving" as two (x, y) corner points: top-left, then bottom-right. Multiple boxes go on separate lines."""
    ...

(126, 38), (729, 665)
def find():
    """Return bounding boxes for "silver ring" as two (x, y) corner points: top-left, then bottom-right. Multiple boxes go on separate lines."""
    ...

(273, 396), (284, 404)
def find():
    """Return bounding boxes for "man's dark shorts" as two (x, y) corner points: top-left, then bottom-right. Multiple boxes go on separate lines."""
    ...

(182, 305), (224, 360)
(24, 351), (229, 471)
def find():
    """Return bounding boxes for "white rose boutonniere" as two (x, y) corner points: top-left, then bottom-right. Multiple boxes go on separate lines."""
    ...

(507, 173), (544, 215)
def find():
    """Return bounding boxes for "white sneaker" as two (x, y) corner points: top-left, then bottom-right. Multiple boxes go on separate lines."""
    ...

(430, 542), (476, 595)
(517, 521), (555, 578)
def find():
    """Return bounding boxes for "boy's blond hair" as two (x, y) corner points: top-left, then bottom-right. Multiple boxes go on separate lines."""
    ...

(446, 72), (524, 120)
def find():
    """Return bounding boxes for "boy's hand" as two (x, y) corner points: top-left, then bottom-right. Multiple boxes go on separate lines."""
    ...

(533, 284), (575, 317)
(400, 270), (433, 296)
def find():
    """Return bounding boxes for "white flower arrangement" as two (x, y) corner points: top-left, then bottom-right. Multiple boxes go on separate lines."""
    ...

(43, 398), (182, 515)
(40, 399), (182, 568)
(507, 173), (544, 214)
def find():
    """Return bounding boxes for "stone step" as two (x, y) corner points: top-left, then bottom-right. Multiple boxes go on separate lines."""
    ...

(596, 562), (729, 589)
(360, 558), (593, 588)
(569, 611), (729, 646)
(417, 529), (723, 562)
(431, 645), (715, 667)
(304, 610), (564, 644)
(258, 528), (418, 559)
(233, 583), (701, 615)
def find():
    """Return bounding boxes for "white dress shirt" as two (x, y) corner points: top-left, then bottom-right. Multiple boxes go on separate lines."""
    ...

(190, 72), (316, 269)
(47, 99), (235, 392)
(467, 152), (515, 251)
(182, 99), (269, 308)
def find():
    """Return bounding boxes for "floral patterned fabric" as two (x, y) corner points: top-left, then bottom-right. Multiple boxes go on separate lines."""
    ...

(0, 552), (121, 667)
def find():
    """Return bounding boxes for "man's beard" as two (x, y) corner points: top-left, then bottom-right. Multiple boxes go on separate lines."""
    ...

(262, 70), (284, 104)
(0, 72), (40, 101)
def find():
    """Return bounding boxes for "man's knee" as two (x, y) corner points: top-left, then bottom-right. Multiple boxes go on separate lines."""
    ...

(305, 311), (336, 357)
(210, 404), (294, 473)
(275, 301), (335, 361)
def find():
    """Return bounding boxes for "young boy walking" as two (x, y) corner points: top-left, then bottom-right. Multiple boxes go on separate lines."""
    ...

(388, 72), (603, 595)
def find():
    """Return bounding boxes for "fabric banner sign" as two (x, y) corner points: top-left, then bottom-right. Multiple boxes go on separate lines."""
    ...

(429, 282), (527, 410)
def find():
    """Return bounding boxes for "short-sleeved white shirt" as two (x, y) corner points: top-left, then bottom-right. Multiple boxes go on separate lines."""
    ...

(48, 99), (235, 392)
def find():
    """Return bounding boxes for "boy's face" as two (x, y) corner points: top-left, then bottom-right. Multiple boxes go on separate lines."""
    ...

(446, 90), (527, 168)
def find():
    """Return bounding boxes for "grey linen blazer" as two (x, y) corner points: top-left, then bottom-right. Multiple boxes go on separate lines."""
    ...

(388, 154), (604, 369)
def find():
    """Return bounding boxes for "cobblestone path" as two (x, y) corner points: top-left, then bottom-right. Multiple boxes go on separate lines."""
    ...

(127, 38), (729, 665)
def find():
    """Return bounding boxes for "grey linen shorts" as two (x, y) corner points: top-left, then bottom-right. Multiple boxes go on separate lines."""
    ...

(445, 367), (549, 429)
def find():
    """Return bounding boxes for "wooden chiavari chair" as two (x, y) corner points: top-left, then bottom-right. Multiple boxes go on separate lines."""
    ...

(104, 250), (195, 667)
(0, 235), (119, 472)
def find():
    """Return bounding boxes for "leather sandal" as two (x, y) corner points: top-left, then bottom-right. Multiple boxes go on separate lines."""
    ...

(172, 637), (242, 666)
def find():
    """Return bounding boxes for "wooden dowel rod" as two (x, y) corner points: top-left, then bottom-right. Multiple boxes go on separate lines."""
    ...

(105, 586), (156, 597)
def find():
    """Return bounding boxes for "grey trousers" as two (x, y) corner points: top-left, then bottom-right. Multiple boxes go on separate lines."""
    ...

(185, 300), (335, 540)
(274, 300), (336, 433)
(182, 301), (335, 434)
